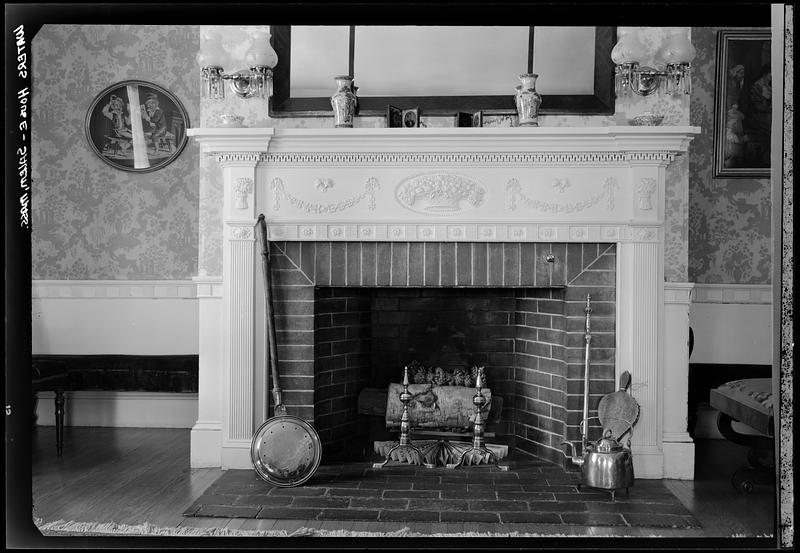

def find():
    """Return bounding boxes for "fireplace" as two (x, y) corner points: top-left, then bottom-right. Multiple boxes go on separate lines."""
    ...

(268, 241), (616, 465)
(188, 126), (699, 479)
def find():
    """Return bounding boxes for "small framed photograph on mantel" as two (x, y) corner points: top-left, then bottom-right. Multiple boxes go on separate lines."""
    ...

(387, 105), (420, 128)
(456, 111), (483, 127)
(387, 105), (403, 128)
(402, 107), (419, 128)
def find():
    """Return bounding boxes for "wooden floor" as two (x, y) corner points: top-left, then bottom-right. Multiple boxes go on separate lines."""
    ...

(29, 427), (776, 542)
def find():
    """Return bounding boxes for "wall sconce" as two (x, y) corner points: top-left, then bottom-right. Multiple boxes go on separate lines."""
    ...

(612, 29), (696, 97)
(197, 31), (278, 100)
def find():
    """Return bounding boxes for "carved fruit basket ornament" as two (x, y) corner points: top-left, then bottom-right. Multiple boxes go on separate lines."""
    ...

(396, 173), (486, 213)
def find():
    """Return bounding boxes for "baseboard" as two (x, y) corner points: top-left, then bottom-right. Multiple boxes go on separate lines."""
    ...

(35, 391), (198, 428)
(191, 421), (223, 467)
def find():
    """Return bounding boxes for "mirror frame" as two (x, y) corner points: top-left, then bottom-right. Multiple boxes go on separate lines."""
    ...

(268, 25), (617, 117)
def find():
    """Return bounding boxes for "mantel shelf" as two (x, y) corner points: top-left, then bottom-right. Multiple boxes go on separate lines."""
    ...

(188, 126), (701, 154)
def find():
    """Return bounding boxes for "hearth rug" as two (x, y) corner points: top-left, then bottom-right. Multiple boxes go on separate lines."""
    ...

(32, 518), (578, 537)
(183, 454), (702, 529)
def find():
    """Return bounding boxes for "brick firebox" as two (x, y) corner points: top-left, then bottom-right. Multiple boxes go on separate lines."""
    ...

(268, 241), (616, 465)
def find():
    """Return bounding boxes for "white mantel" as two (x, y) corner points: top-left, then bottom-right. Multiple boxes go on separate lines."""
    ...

(188, 126), (699, 479)
(190, 126), (696, 242)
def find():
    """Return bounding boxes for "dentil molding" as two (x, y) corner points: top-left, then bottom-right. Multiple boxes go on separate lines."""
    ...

(188, 127), (699, 159)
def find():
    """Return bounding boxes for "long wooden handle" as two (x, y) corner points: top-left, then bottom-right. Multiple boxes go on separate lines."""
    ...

(582, 294), (592, 449)
(256, 214), (283, 414)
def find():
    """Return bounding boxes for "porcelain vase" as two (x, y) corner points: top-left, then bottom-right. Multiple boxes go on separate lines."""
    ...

(330, 75), (358, 128)
(514, 73), (542, 127)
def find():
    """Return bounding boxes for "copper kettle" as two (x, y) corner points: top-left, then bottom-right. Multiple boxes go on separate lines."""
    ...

(561, 430), (634, 501)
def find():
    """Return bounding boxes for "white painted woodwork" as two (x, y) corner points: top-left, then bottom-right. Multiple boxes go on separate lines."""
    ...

(191, 276), (224, 466)
(690, 284), (773, 365)
(32, 280), (198, 355)
(662, 282), (695, 479)
(217, 155), (261, 466)
(188, 126), (700, 475)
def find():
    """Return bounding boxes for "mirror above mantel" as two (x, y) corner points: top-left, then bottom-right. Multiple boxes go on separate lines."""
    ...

(269, 25), (617, 117)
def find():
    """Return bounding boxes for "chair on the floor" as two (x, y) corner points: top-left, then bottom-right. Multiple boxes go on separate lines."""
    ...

(31, 354), (200, 458)
(32, 358), (69, 457)
(709, 378), (775, 494)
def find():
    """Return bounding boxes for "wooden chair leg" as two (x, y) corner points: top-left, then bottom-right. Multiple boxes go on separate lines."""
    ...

(54, 389), (65, 457)
(32, 393), (39, 430)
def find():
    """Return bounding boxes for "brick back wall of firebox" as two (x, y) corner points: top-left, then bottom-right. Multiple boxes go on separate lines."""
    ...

(267, 242), (616, 464)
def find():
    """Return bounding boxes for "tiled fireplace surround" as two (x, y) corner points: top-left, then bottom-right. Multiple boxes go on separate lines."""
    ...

(188, 126), (699, 480)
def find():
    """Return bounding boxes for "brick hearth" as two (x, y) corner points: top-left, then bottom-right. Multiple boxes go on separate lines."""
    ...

(183, 452), (701, 528)
(268, 241), (616, 465)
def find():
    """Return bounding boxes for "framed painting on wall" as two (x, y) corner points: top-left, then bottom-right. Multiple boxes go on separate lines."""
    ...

(85, 80), (189, 173)
(713, 29), (772, 178)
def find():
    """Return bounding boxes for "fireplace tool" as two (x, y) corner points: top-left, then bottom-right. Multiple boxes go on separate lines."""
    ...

(251, 214), (322, 487)
(560, 294), (638, 501)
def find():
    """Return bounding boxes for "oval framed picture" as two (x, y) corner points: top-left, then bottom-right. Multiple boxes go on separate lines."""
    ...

(85, 80), (190, 173)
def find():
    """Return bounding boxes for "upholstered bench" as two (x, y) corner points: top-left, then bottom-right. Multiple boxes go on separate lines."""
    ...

(32, 354), (199, 456)
(709, 378), (775, 494)
(687, 363), (772, 438)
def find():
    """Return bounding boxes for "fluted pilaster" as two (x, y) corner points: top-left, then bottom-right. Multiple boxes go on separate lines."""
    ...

(617, 238), (663, 477)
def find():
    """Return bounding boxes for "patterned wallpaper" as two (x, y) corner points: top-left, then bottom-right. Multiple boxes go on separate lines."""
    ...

(689, 27), (772, 284)
(32, 25), (200, 280)
(197, 26), (691, 281)
(30, 25), (702, 283)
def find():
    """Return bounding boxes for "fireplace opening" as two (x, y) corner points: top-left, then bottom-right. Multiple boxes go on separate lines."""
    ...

(268, 242), (617, 466)
(311, 285), (616, 466)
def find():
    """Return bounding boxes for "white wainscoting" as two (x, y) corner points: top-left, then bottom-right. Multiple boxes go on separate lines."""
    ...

(32, 280), (199, 354)
(690, 283), (773, 365)
(690, 283), (773, 439)
(32, 280), (200, 428)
